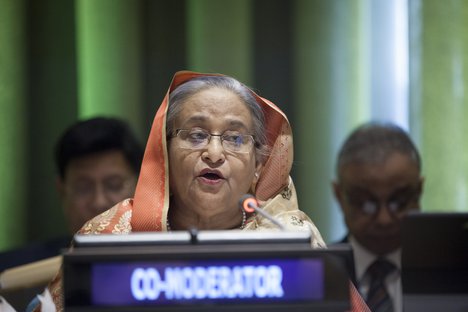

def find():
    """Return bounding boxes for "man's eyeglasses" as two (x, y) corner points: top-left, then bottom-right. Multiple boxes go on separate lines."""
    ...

(172, 128), (256, 154)
(67, 177), (135, 201)
(344, 188), (420, 217)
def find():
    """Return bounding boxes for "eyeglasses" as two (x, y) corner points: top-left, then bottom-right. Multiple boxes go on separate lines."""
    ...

(67, 176), (136, 201)
(344, 188), (420, 218)
(172, 128), (256, 154)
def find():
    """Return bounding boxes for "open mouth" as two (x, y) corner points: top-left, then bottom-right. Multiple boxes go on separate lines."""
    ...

(202, 172), (222, 180)
(199, 169), (224, 181)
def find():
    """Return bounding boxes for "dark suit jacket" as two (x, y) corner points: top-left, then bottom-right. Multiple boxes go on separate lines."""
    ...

(0, 235), (71, 272)
(329, 234), (357, 285)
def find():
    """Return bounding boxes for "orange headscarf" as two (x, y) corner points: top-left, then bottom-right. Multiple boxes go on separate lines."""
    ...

(131, 70), (294, 232)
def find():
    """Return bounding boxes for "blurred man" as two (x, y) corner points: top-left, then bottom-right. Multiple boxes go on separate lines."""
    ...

(0, 117), (144, 271)
(56, 117), (143, 234)
(332, 121), (424, 312)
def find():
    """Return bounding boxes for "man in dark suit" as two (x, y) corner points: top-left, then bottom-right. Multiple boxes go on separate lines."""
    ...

(0, 117), (144, 272)
(332, 121), (424, 312)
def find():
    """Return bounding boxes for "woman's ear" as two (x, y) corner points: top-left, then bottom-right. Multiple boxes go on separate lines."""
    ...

(250, 164), (263, 193)
(254, 163), (263, 183)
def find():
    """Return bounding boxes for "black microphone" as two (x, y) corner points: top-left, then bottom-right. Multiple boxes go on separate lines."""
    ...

(239, 194), (285, 230)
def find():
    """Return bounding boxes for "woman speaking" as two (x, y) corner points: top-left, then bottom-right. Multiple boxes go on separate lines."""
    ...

(34, 71), (369, 312)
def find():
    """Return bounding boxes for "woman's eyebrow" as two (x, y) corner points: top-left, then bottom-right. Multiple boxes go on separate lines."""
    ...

(183, 115), (207, 124)
(226, 119), (249, 130)
(182, 115), (249, 130)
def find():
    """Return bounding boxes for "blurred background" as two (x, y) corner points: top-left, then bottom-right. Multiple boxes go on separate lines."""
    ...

(1, 0), (467, 252)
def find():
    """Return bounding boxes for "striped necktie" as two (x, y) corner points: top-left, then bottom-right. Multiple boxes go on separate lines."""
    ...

(366, 258), (395, 312)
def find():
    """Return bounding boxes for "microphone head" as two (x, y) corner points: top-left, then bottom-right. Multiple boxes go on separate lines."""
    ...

(239, 194), (258, 213)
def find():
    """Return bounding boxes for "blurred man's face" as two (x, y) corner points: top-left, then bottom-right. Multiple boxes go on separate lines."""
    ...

(58, 150), (137, 233)
(333, 152), (423, 255)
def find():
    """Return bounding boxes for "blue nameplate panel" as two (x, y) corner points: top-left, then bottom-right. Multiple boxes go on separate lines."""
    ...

(91, 258), (323, 306)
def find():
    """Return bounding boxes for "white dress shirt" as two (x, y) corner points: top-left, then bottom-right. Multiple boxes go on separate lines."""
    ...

(349, 236), (402, 312)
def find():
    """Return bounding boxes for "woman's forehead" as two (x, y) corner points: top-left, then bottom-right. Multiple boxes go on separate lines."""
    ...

(175, 88), (253, 128)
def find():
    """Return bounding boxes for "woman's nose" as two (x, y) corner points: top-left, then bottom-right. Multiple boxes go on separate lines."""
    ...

(202, 137), (226, 164)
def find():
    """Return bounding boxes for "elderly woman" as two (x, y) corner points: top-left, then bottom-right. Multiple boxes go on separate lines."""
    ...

(76, 71), (326, 238)
(34, 71), (368, 311)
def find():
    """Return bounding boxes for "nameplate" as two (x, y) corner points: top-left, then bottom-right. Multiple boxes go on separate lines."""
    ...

(91, 258), (323, 306)
(64, 232), (351, 311)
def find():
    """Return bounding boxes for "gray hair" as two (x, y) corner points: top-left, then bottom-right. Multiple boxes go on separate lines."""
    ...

(166, 75), (269, 162)
(336, 121), (421, 178)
